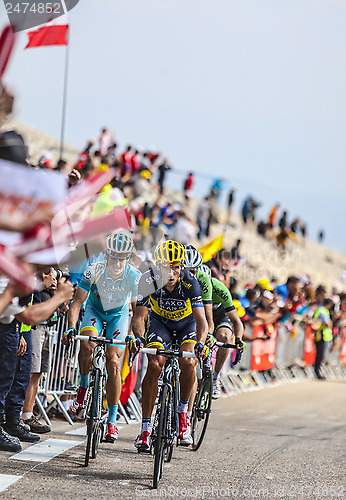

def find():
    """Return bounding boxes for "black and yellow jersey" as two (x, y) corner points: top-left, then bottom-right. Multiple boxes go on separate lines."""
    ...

(137, 268), (203, 328)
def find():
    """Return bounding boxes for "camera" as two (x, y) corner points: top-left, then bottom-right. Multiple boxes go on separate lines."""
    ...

(52, 269), (70, 281)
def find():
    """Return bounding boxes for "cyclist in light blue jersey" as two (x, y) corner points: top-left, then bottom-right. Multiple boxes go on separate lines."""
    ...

(62, 232), (141, 442)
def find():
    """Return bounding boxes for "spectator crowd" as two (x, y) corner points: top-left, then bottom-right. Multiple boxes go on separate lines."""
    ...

(0, 109), (345, 453)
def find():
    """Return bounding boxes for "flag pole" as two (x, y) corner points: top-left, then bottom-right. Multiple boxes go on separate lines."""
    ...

(59, 32), (69, 160)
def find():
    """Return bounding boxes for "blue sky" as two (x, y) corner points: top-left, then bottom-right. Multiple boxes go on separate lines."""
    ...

(2, 0), (346, 252)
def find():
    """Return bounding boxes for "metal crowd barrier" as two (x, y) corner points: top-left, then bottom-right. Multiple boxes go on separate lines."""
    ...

(36, 312), (142, 426)
(37, 315), (346, 423)
(220, 323), (346, 397)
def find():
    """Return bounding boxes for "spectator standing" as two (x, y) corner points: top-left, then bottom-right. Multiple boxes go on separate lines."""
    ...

(183, 172), (194, 201)
(226, 188), (236, 224)
(196, 196), (211, 240)
(268, 203), (280, 228)
(241, 196), (252, 225)
(313, 298), (334, 379)
(0, 280), (74, 451)
(21, 269), (60, 434)
(318, 230), (325, 243)
(98, 128), (114, 156)
(157, 158), (171, 194)
(279, 210), (288, 230)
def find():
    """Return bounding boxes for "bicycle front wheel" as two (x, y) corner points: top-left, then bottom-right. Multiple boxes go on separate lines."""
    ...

(84, 369), (100, 466)
(191, 369), (213, 451)
(153, 383), (168, 489)
(91, 370), (103, 459)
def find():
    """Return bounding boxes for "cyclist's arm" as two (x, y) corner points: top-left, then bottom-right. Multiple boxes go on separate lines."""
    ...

(132, 305), (148, 338)
(192, 306), (208, 344)
(226, 309), (244, 340)
(204, 302), (214, 335)
(67, 287), (88, 329)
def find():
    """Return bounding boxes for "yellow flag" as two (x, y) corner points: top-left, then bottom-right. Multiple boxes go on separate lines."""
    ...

(121, 346), (131, 385)
(199, 234), (223, 263)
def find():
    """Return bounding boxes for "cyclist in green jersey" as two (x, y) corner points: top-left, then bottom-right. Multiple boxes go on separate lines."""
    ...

(185, 249), (244, 399)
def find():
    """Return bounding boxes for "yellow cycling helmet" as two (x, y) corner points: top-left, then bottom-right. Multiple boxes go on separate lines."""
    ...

(154, 240), (185, 266)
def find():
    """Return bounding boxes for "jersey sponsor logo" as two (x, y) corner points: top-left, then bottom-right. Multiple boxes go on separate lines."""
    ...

(145, 274), (160, 285)
(199, 279), (209, 295)
(101, 280), (107, 287)
(113, 329), (121, 339)
(83, 270), (92, 280)
(215, 287), (229, 302)
(181, 280), (192, 289)
(135, 277), (140, 285)
(138, 294), (144, 302)
(90, 318), (97, 326)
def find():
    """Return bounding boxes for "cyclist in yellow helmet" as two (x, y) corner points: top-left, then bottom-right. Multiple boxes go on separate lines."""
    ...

(132, 240), (208, 449)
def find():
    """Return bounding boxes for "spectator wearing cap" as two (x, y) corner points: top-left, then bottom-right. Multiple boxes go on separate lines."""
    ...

(38, 152), (53, 169)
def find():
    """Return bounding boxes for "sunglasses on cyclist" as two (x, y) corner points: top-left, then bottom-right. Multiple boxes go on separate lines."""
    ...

(159, 261), (182, 270)
(107, 252), (128, 261)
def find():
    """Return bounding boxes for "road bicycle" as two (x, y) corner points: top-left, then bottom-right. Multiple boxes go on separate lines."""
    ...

(191, 337), (242, 451)
(75, 327), (126, 467)
(140, 335), (195, 489)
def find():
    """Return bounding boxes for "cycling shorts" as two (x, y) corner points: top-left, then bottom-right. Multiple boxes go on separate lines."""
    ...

(213, 306), (233, 334)
(80, 304), (129, 351)
(145, 317), (197, 350)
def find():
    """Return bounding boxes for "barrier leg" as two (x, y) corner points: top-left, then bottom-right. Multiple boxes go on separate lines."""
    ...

(52, 392), (74, 425)
(118, 401), (130, 424)
(126, 396), (141, 422)
(35, 395), (51, 426)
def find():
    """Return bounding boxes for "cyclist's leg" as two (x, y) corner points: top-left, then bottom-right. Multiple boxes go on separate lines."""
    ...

(104, 312), (128, 440)
(214, 323), (233, 375)
(70, 307), (102, 415)
(212, 322), (233, 399)
(142, 319), (170, 419)
(78, 306), (101, 380)
(178, 322), (198, 402)
(177, 322), (197, 444)
(135, 319), (169, 449)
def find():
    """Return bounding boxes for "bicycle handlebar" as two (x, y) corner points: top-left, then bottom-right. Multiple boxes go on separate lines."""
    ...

(140, 348), (196, 358)
(75, 335), (126, 345)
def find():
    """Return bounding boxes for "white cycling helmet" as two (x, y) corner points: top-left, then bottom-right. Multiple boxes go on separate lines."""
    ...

(184, 245), (203, 269)
(106, 232), (134, 258)
(199, 263), (211, 278)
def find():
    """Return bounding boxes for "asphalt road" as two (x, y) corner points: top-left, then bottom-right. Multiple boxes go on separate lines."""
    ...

(1, 381), (345, 500)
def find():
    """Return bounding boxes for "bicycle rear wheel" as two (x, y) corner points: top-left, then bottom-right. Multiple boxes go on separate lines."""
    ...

(84, 369), (100, 466)
(153, 384), (168, 489)
(91, 370), (102, 459)
(191, 369), (213, 451)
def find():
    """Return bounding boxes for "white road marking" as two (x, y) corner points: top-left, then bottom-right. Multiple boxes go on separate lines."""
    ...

(0, 474), (22, 492)
(10, 438), (81, 462)
(65, 425), (124, 436)
(65, 426), (87, 436)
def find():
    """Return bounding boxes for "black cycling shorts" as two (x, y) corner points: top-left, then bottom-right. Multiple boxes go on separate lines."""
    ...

(213, 305), (233, 334)
(145, 317), (197, 349)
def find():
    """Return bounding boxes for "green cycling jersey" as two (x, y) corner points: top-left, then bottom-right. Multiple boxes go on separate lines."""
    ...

(196, 270), (235, 313)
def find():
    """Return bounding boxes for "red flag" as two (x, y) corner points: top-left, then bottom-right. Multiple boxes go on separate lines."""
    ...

(26, 25), (68, 49)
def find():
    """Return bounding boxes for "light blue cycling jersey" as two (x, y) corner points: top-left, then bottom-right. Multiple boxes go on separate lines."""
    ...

(78, 260), (141, 314)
